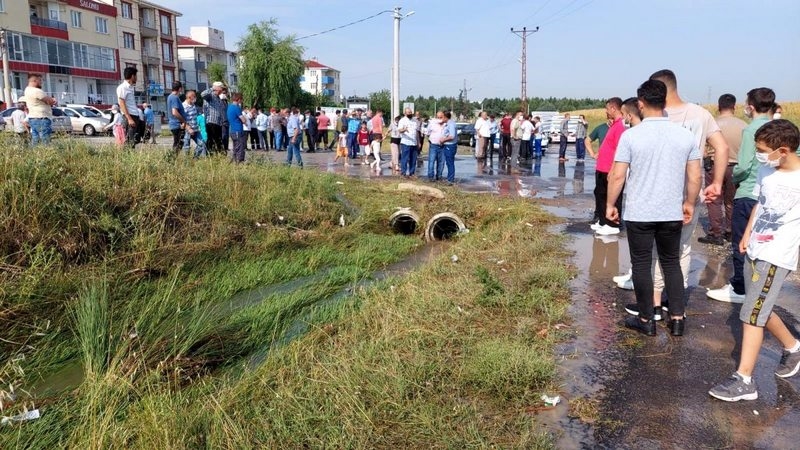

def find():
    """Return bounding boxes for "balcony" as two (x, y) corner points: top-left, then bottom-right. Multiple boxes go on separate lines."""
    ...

(322, 89), (335, 97)
(321, 76), (335, 84)
(141, 51), (160, 66)
(30, 16), (68, 31)
(140, 19), (158, 38)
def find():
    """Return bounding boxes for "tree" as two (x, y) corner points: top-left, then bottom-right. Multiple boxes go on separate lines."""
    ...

(237, 20), (305, 108)
(207, 62), (227, 86)
(368, 89), (390, 116)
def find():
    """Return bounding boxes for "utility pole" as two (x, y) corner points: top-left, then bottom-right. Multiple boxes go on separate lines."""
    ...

(1, 28), (12, 105)
(511, 26), (539, 113)
(391, 7), (415, 120)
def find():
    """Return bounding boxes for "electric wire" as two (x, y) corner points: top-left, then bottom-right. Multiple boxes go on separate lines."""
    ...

(294, 11), (392, 41)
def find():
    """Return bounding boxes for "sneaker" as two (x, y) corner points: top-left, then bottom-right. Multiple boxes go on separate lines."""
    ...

(706, 284), (745, 303)
(624, 304), (662, 321)
(698, 234), (725, 246)
(612, 270), (632, 284)
(775, 349), (800, 378)
(596, 225), (621, 236)
(617, 279), (634, 290)
(590, 221), (602, 231)
(623, 316), (656, 336)
(709, 373), (758, 402)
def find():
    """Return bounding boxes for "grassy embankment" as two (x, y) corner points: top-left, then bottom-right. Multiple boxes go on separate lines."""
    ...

(0, 138), (573, 448)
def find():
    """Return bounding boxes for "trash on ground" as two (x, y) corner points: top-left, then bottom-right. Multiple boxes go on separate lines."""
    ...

(451, 255), (459, 263)
(554, 323), (569, 330)
(753, 410), (759, 416)
(541, 394), (561, 406)
(335, 181), (345, 185)
(1, 409), (40, 425)
(497, 260), (505, 265)
(525, 222), (534, 227)
(339, 214), (345, 227)
(277, 215), (285, 222)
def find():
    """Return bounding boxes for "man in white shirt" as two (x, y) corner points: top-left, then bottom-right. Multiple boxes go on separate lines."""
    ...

(116, 67), (141, 148)
(23, 73), (57, 146)
(397, 107), (419, 177)
(256, 108), (269, 151)
(474, 111), (491, 159)
(10, 100), (30, 146)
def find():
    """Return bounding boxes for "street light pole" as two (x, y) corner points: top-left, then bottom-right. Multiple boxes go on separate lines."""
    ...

(1, 28), (12, 105)
(391, 7), (414, 120)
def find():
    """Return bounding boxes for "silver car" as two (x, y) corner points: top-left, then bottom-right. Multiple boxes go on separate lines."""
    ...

(56, 106), (109, 136)
(1, 107), (73, 135)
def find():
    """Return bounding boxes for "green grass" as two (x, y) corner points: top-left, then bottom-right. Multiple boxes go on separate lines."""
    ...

(0, 136), (572, 449)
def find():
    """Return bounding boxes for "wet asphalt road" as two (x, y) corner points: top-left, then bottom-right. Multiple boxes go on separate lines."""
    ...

(90, 138), (800, 448)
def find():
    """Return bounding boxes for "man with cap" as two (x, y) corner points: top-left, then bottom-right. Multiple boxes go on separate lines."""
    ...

(201, 81), (226, 154)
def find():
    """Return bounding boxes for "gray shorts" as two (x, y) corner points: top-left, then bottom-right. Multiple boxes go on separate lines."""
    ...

(741, 257), (791, 327)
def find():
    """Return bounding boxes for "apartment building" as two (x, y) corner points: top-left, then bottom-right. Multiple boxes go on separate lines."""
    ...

(0, 0), (120, 105)
(177, 26), (238, 94)
(300, 59), (340, 100)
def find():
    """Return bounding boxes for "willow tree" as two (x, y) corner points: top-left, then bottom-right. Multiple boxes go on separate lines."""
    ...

(237, 20), (304, 108)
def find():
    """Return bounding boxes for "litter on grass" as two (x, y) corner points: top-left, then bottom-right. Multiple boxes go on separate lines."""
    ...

(1, 409), (40, 425)
(541, 394), (561, 406)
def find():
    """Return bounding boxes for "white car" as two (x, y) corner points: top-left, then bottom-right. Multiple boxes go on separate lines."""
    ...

(57, 106), (109, 136)
(547, 117), (584, 144)
(67, 104), (112, 121)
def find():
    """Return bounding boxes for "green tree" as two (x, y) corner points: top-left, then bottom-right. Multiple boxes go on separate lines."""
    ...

(237, 20), (305, 108)
(368, 89), (390, 116)
(206, 62), (227, 86)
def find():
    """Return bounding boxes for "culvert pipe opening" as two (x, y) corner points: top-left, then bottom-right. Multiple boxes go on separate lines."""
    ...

(425, 213), (466, 241)
(389, 210), (420, 235)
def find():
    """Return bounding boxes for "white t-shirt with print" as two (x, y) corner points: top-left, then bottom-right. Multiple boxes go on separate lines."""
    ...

(747, 166), (800, 271)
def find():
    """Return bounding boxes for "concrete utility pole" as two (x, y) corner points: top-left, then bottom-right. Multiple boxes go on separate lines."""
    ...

(511, 26), (539, 113)
(391, 7), (415, 120)
(1, 28), (12, 105)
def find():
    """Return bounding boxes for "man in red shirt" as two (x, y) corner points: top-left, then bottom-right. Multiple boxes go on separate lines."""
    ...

(499, 112), (512, 162)
(592, 97), (626, 236)
(317, 110), (330, 151)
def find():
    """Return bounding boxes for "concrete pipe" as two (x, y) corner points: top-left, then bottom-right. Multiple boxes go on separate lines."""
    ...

(389, 209), (420, 235)
(425, 213), (466, 241)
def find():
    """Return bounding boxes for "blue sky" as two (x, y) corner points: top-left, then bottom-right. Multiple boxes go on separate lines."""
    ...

(162, 0), (800, 103)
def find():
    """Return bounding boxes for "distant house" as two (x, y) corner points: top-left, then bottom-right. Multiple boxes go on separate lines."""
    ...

(301, 58), (340, 100)
(177, 26), (238, 93)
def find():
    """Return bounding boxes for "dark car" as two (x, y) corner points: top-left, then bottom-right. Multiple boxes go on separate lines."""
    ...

(456, 123), (475, 146)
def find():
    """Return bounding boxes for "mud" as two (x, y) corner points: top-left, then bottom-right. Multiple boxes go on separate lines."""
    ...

(293, 145), (800, 449)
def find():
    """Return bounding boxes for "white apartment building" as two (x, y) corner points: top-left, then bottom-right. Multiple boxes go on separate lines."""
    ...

(300, 58), (340, 100)
(177, 26), (238, 94)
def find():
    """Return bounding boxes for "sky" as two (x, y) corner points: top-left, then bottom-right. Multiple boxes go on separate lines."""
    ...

(161, 0), (800, 104)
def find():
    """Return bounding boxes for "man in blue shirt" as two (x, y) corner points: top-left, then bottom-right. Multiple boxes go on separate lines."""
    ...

(440, 111), (458, 184)
(347, 110), (361, 160)
(227, 92), (246, 163)
(286, 107), (303, 167)
(167, 82), (186, 154)
(143, 103), (156, 144)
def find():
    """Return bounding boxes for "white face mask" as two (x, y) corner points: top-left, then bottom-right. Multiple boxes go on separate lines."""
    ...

(755, 150), (781, 168)
(773, 113), (782, 120)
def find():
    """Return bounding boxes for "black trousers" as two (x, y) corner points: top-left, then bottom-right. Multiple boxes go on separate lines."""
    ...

(206, 123), (223, 154)
(125, 117), (142, 149)
(317, 129), (329, 148)
(559, 135), (568, 158)
(594, 171), (622, 227)
(171, 128), (183, 153)
(626, 221), (685, 319)
(249, 128), (259, 149)
(500, 133), (511, 159)
(268, 130), (275, 150)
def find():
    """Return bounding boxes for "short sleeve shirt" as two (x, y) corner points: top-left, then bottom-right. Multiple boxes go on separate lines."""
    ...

(23, 86), (52, 119)
(167, 93), (185, 130)
(398, 117), (419, 146)
(596, 118), (626, 173)
(116, 81), (138, 117)
(664, 103), (720, 156)
(747, 167), (800, 270)
(227, 104), (244, 133)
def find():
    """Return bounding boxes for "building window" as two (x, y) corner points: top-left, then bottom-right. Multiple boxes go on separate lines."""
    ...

(159, 14), (171, 35)
(70, 11), (81, 28)
(121, 2), (133, 19)
(126, 63), (137, 69)
(95, 17), (108, 34)
(49, 7), (59, 21)
(207, 53), (212, 63)
(123, 32), (135, 49)
(0, 1), (6, 13)
(161, 42), (172, 62)
(164, 69), (174, 87)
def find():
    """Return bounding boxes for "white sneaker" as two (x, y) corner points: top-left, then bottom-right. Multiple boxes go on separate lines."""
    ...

(617, 279), (634, 290)
(613, 270), (632, 284)
(706, 284), (745, 303)
(595, 225), (621, 236)
(590, 221), (602, 231)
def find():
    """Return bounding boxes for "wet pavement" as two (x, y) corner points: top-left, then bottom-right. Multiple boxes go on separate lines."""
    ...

(291, 144), (800, 449)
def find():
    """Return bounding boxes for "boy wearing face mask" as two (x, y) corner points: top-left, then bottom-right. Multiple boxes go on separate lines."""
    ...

(709, 119), (800, 401)
(707, 88), (776, 304)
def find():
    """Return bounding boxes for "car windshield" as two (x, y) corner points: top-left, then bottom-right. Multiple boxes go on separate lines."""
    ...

(73, 108), (98, 117)
(52, 109), (65, 117)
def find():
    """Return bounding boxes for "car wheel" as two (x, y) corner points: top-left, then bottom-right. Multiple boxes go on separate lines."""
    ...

(83, 124), (96, 136)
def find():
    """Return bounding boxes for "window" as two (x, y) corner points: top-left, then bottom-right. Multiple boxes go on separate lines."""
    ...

(126, 63), (137, 69)
(162, 42), (172, 62)
(95, 17), (108, 34)
(207, 53), (212, 63)
(123, 32), (135, 49)
(49, 8), (59, 21)
(121, 2), (133, 19)
(0, 1), (5, 13)
(99, 47), (114, 70)
(146, 65), (158, 82)
(164, 69), (174, 87)
(70, 11), (81, 28)
(159, 14), (171, 35)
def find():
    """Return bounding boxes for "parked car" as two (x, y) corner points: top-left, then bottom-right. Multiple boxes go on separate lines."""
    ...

(1, 107), (73, 135)
(456, 123), (475, 146)
(67, 104), (112, 121)
(56, 106), (109, 136)
(547, 116), (584, 144)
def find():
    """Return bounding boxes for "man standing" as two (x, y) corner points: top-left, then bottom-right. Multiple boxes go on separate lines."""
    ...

(575, 115), (588, 162)
(559, 113), (571, 161)
(397, 107), (419, 177)
(707, 88), (776, 303)
(227, 93), (247, 163)
(10, 100), (30, 146)
(307, 111), (319, 153)
(167, 81), (186, 155)
(499, 112), (512, 162)
(510, 111), (523, 164)
(143, 103), (156, 144)
(285, 107), (303, 167)
(607, 79), (702, 336)
(327, 110), (341, 151)
(699, 94), (747, 246)
(585, 119), (611, 158)
(201, 82), (226, 154)
(591, 98), (626, 235)
(347, 110), (360, 160)
(317, 110), (330, 150)
(117, 67), (141, 148)
(256, 108), (269, 151)
(427, 111), (445, 181)
(23, 74), (56, 146)
(271, 109), (283, 151)
(474, 111), (490, 160)
(441, 111), (458, 184)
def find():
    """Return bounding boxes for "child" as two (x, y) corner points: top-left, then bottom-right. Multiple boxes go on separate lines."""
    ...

(103, 104), (125, 147)
(370, 134), (382, 170)
(335, 132), (349, 165)
(357, 122), (370, 165)
(709, 119), (800, 402)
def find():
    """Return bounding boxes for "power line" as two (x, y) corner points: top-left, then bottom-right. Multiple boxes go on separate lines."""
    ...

(538, 0), (592, 26)
(294, 11), (392, 41)
(515, 0), (554, 27)
(404, 61), (516, 77)
(511, 26), (540, 112)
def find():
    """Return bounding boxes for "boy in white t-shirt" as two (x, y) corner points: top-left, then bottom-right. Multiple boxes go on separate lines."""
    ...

(709, 120), (800, 402)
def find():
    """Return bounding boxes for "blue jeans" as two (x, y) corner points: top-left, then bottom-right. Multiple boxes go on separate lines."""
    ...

(444, 143), (457, 183)
(231, 131), (246, 163)
(347, 132), (359, 159)
(534, 138), (543, 157)
(274, 130), (284, 151)
(186, 132), (207, 158)
(400, 143), (418, 176)
(29, 118), (52, 145)
(427, 143), (444, 179)
(730, 197), (757, 295)
(286, 136), (303, 166)
(575, 137), (586, 159)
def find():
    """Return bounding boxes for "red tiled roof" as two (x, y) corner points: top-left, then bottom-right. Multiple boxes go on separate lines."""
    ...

(178, 36), (206, 47)
(305, 60), (336, 70)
